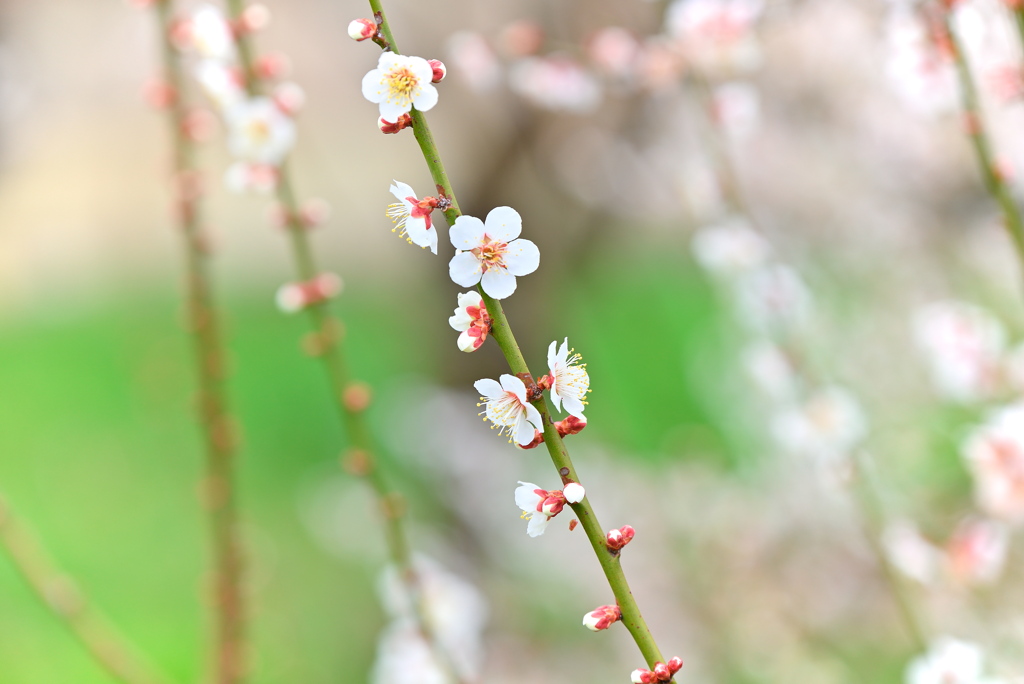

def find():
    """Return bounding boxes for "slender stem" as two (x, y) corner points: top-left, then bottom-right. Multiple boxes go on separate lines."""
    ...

(154, 3), (246, 682)
(223, 5), (463, 681)
(0, 496), (175, 684)
(369, 1), (670, 671)
(945, 10), (1024, 267)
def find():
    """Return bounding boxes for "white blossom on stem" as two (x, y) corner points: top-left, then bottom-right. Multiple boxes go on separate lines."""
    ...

(905, 637), (1001, 684)
(187, 4), (237, 61)
(515, 481), (568, 537)
(546, 338), (590, 418)
(224, 97), (296, 165)
(449, 291), (491, 352)
(913, 301), (1005, 404)
(386, 181), (439, 254)
(962, 402), (1024, 523)
(475, 375), (542, 445)
(361, 53), (439, 124)
(449, 207), (540, 299)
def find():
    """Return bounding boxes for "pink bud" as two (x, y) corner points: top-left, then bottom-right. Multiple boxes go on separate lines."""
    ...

(299, 198), (331, 228)
(667, 657), (683, 674)
(428, 58), (447, 83)
(631, 669), (655, 684)
(275, 273), (343, 313)
(563, 482), (585, 504)
(556, 414), (587, 437)
(239, 3), (270, 32)
(378, 113), (413, 134)
(582, 604), (621, 631)
(540, 493), (566, 517)
(273, 82), (305, 116)
(606, 525), (635, 551)
(143, 79), (176, 109)
(256, 52), (291, 80)
(182, 108), (217, 142)
(653, 662), (671, 681)
(348, 17), (377, 41)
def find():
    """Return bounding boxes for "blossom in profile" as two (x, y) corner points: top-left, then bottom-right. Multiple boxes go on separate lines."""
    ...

(449, 207), (540, 299)
(913, 301), (1005, 403)
(582, 604), (621, 631)
(361, 53), (439, 124)
(904, 638), (996, 684)
(515, 482), (568, 537)
(475, 375), (542, 445)
(224, 97), (296, 165)
(449, 291), (491, 352)
(962, 402), (1024, 523)
(546, 338), (590, 418)
(386, 181), (439, 254)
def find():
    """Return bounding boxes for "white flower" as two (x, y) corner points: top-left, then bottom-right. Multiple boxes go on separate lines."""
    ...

(772, 385), (866, 463)
(885, 5), (958, 116)
(742, 340), (797, 401)
(562, 482), (585, 504)
(475, 375), (543, 445)
(224, 97), (296, 165)
(446, 32), (502, 93)
(547, 338), (590, 418)
(691, 218), (770, 276)
(962, 402), (1024, 523)
(905, 638), (988, 684)
(361, 53), (439, 123)
(195, 60), (245, 111)
(448, 291), (491, 352)
(508, 56), (602, 113)
(515, 481), (566, 537)
(913, 301), (1005, 403)
(735, 263), (812, 333)
(449, 207), (540, 299)
(386, 181), (438, 254)
(188, 5), (236, 61)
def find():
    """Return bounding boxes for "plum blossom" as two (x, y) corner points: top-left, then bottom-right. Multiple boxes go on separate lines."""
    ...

(361, 53), (439, 124)
(515, 481), (569, 537)
(446, 32), (502, 92)
(386, 181), (439, 254)
(913, 301), (1005, 403)
(665, 0), (764, 76)
(962, 402), (1024, 522)
(195, 60), (245, 111)
(187, 4), (236, 61)
(509, 55), (602, 113)
(735, 263), (812, 333)
(449, 207), (540, 299)
(475, 375), (542, 445)
(772, 385), (866, 463)
(905, 637), (1003, 684)
(691, 218), (770, 276)
(946, 517), (1009, 586)
(546, 338), (590, 418)
(885, 4), (959, 116)
(224, 97), (296, 165)
(448, 291), (491, 352)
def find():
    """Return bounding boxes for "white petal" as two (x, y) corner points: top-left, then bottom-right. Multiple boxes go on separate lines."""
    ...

(413, 83), (439, 112)
(527, 514), (551, 537)
(449, 251), (483, 287)
(457, 291), (483, 309)
(474, 378), (503, 400)
(379, 99), (410, 124)
(361, 69), (385, 103)
(547, 340), (558, 370)
(524, 401), (543, 429)
(549, 384), (564, 412)
(389, 180), (415, 202)
(562, 483), (585, 504)
(404, 216), (435, 253)
(450, 215), (487, 248)
(514, 414), (536, 445)
(378, 52), (404, 72)
(483, 206), (522, 242)
(481, 267), (517, 299)
(502, 238), (540, 276)
(562, 394), (586, 418)
(456, 330), (479, 352)
(449, 310), (472, 331)
(558, 338), (570, 364)
(499, 374), (528, 403)
(515, 482), (542, 512)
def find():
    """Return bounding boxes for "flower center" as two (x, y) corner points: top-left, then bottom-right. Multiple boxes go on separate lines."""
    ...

(472, 236), (509, 271)
(385, 67), (420, 106)
(244, 118), (272, 145)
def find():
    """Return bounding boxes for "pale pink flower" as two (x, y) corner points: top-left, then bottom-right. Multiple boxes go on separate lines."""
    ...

(665, 0), (764, 75)
(905, 638), (989, 684)
(547, 338), (590, 418)
(913, 301), (1005, 403)
(515, 481), (568, 537)
(772, 386), (866, 463)
(446, 32), (502, 92)
(885, 6), (959, 116)
(962, 402), (1024, 523)
(195, 60), (245, 111)
(361, 53), (438, 124)
(712, 81), (760, 141)
(449, 207), (540, 300)
(475, 375), (542, 445)
(386, 181), (439, 254)
(735, 264), (812, 333)
(224, 97), (296, 165)
(509, 55), (602, 113)
(588, 27), (640, 80)
(946, 517), (1009, 586)
(448, 291), (491, 352)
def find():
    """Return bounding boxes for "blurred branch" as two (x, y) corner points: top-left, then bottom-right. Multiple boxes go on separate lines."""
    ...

(0, 496), (175, 684)
(371, 2), (676, 675)
(151, 1), (247, 682)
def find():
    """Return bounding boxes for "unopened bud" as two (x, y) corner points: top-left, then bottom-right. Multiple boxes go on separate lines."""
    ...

(275, 272), (343, 313)
(428, 59), (446, 83)
(654, 662), (672, 681)
(556, 414), (587, 437)
(143, 78), (176, 109)
(563, 482), (585, 504)
(273, 81), (305, 116)
(540, 493), (566, 517)
(582, 604), (621, 631)
(256, 52), (291, 80)
(348, 18), (377, 41)
(299, 198), (331, 228)
(667, 657), (683, 674)
(631, 669), (655, 684)
(343, 382), (372, 412)
(606, 525), (635, 551)
(378, 113), (413, 134)
(239, 3), (270, 32)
